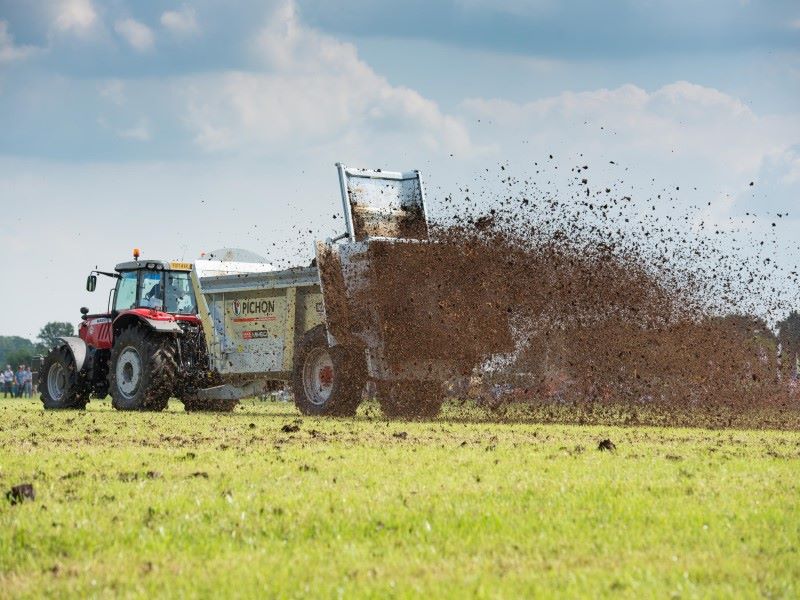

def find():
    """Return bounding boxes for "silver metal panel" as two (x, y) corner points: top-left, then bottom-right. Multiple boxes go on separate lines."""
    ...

(58, 336), (87, 373)
(203, 293), (228, 372)
(198, 267), (319, 294)
(336, 163), (356, 243)
(201, 289), (288, 375)
(224, 336), (285, 374)
(145, 319), (182, 333)
(191, 384), (244, 401)
(186, 380), (271, 401)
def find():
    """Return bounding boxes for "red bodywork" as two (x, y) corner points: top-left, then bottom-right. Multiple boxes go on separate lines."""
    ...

(79, 316), (113, 349)
(79, 309), (201, 350)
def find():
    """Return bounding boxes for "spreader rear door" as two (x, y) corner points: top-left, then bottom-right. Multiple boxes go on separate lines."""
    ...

(336, 164), (429, 242)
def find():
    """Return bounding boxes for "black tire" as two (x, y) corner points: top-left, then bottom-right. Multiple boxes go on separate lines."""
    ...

(182, 398), (238, 412)
(39, 346), (89, 410)
(292, 325), (365, 416)
(109, 326), (177, 411)
(377, 380), (445, 419)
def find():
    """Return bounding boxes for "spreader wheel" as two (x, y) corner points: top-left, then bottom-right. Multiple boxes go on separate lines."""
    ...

(292, 325), (365, 416)
(109, 326), (177, 411)
(377, 380), (445, 420)
(39, 346), (89, 410)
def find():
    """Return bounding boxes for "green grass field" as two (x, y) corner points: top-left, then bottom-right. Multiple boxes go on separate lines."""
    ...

(1, 398), (799, 598)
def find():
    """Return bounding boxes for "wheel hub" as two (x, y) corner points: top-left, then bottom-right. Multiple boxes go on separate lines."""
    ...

(116, 346), (143, 399)
(303, 348), (335, 406)
(47, 362), (67, 402)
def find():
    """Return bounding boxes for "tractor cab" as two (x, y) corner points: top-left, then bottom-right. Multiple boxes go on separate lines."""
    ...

(85, 249), (198, 318)
(109, 260), (197, 315)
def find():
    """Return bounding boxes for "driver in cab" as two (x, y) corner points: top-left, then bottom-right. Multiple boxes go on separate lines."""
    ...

(143, 280), (163, 310)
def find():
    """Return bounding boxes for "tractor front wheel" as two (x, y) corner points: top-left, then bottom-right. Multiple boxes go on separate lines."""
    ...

(109, 326), (177, 411)
(39, 346), (89, 410)
(292, 326), (365, 416)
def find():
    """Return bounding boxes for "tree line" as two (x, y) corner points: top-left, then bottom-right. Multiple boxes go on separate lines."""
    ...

(0, 322), (75, 369)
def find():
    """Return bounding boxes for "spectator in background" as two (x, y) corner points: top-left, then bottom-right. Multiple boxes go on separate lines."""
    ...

(24, 366), (33, 398)
(15, 365), (26, 398)
(2, 365), (12, 398)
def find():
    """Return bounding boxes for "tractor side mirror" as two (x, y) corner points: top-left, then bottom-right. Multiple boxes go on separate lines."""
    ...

(86, 274), (97, 292)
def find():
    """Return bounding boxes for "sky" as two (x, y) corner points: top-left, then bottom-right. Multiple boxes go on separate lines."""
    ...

(0, 0), (799, 339)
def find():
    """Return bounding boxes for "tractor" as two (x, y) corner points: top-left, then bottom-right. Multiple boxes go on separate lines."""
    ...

(39, 250), (211, 411)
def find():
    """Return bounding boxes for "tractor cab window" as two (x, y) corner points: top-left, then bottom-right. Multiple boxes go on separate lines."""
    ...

(140, 271), (164, 310)
(112, 268), (195, 314)
(165, 272), (197, 314)
(114, 271), (138, 311)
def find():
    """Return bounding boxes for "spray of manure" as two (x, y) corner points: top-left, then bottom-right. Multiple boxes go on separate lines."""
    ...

(339, 159), (800, 427)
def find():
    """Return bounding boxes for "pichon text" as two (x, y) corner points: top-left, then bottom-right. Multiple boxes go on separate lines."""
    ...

(235, 299), (276, 315)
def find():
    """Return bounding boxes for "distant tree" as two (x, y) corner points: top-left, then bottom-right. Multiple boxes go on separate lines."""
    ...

(36, 322), (75, 353)
(0, 336), (36, 368)
(5, 348), (35, 369)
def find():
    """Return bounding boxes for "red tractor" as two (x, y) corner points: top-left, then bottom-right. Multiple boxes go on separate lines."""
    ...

(39, 250), (210, 411)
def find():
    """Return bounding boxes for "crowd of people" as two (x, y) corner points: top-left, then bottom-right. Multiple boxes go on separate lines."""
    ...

(2, 364), (34, 398)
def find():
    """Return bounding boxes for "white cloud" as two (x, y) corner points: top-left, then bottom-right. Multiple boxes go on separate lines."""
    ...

(161, 5), (200, 36)
(97, 114), (152, 141)
(779, 149), (800, 185)
(0, 20), (40, 64)
(461, 80), (800, 249)
(461, 81), (800, 176)
(98, 79), (126, 105)
(114, 18), (155, 52)
(790, 19), (800, 29)
(181, 1), (471, 156)
(117, 118), (152, 141)
(53, 0), (97, 35)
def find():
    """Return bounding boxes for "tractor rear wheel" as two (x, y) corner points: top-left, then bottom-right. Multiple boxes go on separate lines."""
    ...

(109, 326), (177, 411)
(377, 380), (445, 420)
(292, 325), (365, 416)
(39, 346), (89, 410)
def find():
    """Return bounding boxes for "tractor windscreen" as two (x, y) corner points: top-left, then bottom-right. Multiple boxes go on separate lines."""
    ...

(124, 269), (197, 314)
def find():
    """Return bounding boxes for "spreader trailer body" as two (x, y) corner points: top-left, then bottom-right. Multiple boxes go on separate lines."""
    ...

(191, 164), (513, 417)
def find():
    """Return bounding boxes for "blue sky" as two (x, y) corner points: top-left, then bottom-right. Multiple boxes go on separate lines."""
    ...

(0, 0), (799, 338)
